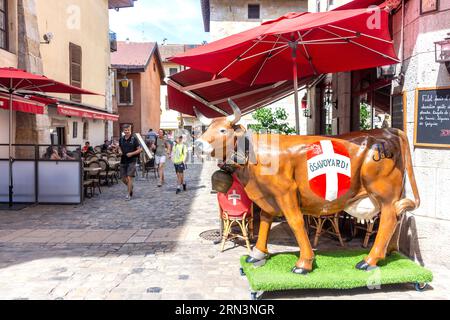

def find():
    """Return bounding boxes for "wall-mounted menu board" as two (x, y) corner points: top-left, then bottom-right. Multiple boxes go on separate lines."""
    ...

(414, 87), (450, 148)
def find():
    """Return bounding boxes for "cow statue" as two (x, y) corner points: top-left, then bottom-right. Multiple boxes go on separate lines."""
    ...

(194, 99), (420, 275)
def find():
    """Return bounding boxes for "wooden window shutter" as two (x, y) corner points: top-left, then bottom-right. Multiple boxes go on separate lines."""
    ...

(69, 43), (82, 102)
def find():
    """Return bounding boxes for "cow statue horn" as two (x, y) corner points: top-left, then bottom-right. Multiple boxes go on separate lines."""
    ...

(227, 99), (242, 125)
(193, 106), (212, 126)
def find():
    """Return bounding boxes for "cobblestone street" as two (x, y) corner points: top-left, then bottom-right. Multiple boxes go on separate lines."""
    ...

(0, 161), (448, 300)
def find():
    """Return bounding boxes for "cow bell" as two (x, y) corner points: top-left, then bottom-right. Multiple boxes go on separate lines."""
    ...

(211, 170), (233, 194)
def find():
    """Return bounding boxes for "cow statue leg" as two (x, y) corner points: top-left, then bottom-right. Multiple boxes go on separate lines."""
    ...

(246, 211), (273, 265)
(277, 192), (315, 275)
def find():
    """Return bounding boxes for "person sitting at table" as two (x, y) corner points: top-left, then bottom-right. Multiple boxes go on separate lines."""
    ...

(59, 146), (75, 161)
(101, 140), (110, 153)
(44, 146), (61, 161)
(82, 141), (94, 155)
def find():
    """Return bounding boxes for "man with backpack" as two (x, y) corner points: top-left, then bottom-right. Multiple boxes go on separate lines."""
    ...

(119, 125), (142, 201)
(172, 135), (188, 194)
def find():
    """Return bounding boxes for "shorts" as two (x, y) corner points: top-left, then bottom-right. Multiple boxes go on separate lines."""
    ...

(155, 155), (167, 166)
(174, 163), (186, 173)
(120, 162), (137, 178)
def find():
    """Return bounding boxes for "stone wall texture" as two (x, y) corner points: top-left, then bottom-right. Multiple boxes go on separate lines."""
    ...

(391, 1), (450, 265)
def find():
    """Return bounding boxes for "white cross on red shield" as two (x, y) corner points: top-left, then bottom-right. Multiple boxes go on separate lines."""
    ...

(307, 140), (351, 201)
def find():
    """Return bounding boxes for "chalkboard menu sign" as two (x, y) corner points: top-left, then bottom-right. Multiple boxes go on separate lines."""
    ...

(391, 94), (405, 131)
(414, 87), (450, 148)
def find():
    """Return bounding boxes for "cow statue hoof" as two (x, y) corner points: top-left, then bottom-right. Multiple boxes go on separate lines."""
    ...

(291, 267), (310, 275)
(246, 248), (268, 267)
(355, 260), (379, 271)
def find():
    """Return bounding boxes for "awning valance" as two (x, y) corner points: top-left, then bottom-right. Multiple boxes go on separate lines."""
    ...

(0, 92), (46, 115)
(57, 105), (119, 121)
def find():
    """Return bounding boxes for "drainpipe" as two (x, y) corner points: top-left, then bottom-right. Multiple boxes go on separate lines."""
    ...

(398, 0), (405, 85)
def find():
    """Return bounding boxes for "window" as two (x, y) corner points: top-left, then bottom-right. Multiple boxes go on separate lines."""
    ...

(118, 79), (133, 105)
(169, 68), (178, 76)
(83, 121), (89, 140)
(73, 121), (78, 139)
(0, 0), (8, 50)
(69, 43), (82, 102)
(248, 4), (260, 19)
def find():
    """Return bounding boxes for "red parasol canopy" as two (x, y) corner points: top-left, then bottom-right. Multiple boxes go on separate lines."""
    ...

(0, 67), (99, 95)
(170, 6), (398, 86)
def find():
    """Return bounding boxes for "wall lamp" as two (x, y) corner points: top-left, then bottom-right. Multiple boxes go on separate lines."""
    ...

(435, 33), (450, 74)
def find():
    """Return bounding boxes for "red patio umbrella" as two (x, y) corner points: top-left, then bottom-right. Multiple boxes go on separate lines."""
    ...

(170, 4), (399, 133)
(0, 67), (99, 207)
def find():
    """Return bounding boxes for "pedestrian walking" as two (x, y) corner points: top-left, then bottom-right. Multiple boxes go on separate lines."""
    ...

(153, 129), (172, 187)
(172, 136), (188, 194)
(119, 125), (142, 201)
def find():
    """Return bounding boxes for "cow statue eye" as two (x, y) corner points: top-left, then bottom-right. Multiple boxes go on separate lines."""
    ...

(219, 128), (227, 135)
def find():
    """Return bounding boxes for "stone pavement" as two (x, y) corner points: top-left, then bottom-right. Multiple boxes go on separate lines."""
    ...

(0, 160), (448, 300)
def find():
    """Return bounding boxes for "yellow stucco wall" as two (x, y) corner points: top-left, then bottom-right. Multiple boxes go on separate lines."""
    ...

(35, 0), (109, 110)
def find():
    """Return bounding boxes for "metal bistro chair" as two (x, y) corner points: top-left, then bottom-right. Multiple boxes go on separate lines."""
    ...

(86, 161), (102, 195)
(217, 175), (254, 253)
(83, 169), (94, 199)
(98, 159), (117, 185)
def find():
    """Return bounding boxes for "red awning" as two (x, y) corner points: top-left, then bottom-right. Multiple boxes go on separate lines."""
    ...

(57, 104), (119, 121)
(168, 68), (314, 117)
(0, 92), (46, 114)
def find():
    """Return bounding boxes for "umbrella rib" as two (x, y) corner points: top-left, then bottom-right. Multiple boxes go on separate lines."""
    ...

(327, 25), (393, 44)
(250, 35), (282, 86)
(218, 35), (268, 76)
(254, 36), (358, 45)
(319, 27), (400, 63)
(19, 82), (57, 92)
(167, 79), (228, 116)
(13, 78), (26, 91)
(297, 31), (318, 76)
(211, 81), (286, 105)
(239, 44), (289, 62)
(268, 46), (289, 60)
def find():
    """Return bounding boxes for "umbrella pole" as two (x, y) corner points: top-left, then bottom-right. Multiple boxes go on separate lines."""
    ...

(8, 87), (13, 207)
(290, 41), (301, 135)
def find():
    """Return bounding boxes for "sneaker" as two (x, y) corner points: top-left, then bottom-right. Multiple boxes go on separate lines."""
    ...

(176, 188), (181, 195)
(125, 195), (131, 201)
(157, 183), (162, 188)
(183, 183), (187, 191)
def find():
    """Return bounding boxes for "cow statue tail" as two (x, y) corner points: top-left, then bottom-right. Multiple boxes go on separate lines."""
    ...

(394, 129), (420, 215)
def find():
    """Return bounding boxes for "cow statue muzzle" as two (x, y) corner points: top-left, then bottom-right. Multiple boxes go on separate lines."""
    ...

(193, 99), (242, 156)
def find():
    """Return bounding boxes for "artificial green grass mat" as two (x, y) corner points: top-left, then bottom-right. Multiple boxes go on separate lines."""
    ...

(240, 250), (433, 292)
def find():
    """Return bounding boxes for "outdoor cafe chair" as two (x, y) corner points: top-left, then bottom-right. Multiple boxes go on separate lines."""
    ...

(141, 154), (158, 179)
(217, 175), (254, 253)
(98, 159), (116, 185)
(83, 179), (94, 199)
(308, 213), (345, 248)
(86, 161), (102, 195)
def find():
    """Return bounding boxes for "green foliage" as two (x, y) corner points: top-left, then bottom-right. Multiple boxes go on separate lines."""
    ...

(248, 107), (296, 135)
(360, 102), (372, 130)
